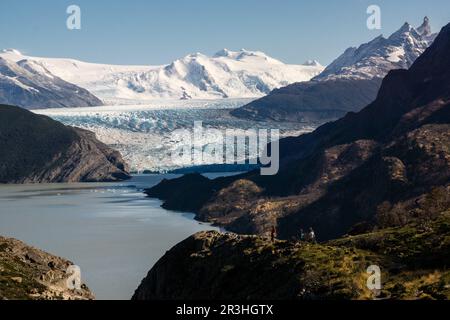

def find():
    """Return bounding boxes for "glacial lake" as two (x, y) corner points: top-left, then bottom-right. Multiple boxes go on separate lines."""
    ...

(0, 174), (230, 300)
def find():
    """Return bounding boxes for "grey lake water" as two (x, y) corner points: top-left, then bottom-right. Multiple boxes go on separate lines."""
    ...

(0, 174), (229, 300)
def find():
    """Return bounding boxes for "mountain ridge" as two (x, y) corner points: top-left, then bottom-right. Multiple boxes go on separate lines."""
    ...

(232, 17), (437, 122)
(0, 49), (323, 105)
(0, 57), (103, 110)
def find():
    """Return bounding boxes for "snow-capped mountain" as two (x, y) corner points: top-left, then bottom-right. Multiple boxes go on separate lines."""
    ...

(233, 17), (437, 122)
(0, 52), (103, 109)
(0, 49), (323, 105)
(315, 17), (436, 81)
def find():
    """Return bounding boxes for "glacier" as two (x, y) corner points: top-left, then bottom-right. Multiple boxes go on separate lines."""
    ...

(35, 99), (321, 172)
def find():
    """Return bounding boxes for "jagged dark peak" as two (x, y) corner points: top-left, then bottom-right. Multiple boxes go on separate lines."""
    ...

(398, 21), (413, 32)
(417, 16), (432, 36)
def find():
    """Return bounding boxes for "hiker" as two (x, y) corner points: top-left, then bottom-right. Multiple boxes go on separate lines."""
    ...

(299, 229), (305, 241)
(270, 226), (277, 242)
(308, 227), (316, 243)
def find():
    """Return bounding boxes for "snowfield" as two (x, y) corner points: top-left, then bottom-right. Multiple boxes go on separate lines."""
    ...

(35, 99), (320, 172)
(1, 49), (323, 105)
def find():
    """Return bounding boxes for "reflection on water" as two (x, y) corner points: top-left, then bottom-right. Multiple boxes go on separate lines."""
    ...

(0, 174), (227, 300)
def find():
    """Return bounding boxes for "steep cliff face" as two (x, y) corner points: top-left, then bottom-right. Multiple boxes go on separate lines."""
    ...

(146, 23), (450, 241)
(133, 210), (450, 300)
(0, 105), (130, 183)
(0, 236), (94, 300)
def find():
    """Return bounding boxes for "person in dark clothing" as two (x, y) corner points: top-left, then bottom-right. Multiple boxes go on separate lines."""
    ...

(270, 226), (277, 242)
(299, 229), (305, 241)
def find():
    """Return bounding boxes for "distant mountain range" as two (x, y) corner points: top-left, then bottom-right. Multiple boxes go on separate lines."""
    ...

(232, 17), (437, 122)
(0, 18), (435, 111)
(0, 53), (103, 109)
(0, 49), (323, 106)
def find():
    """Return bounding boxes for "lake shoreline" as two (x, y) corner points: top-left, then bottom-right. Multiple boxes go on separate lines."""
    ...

(0, 174), (230, 299)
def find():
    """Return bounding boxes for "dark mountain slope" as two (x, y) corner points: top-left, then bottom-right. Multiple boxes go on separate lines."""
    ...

(0, 105), (130, 183)
(133, 210), (450, 300)
(231, 78), (382, 122)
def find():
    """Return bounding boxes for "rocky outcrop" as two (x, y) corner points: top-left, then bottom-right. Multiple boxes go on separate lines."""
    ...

(133, 210), (450, 300)
(146, 22), (450, 241)
(0, 236), (94, 300)
(0, 105), (130, 183)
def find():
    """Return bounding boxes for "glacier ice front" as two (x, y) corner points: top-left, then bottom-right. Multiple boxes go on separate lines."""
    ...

(36, 99), (319, 173)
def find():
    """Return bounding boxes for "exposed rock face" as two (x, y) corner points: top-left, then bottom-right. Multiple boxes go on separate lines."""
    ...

(133, 210), (450, 300)
(0, 105), (130, 183)
(0, 236), (94, 300)
(146, 23), (450, 241)
(0, 57), (103, 110)
(232, 18), (436, 122)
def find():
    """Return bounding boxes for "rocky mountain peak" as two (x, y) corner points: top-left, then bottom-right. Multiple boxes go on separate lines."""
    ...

(388, 22), (418, 41)
(417, 16), (432, 36)
(315, 19), (435, 82)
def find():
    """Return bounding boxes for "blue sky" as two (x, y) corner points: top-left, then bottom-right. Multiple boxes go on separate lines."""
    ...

(1, 0), (449, 66)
